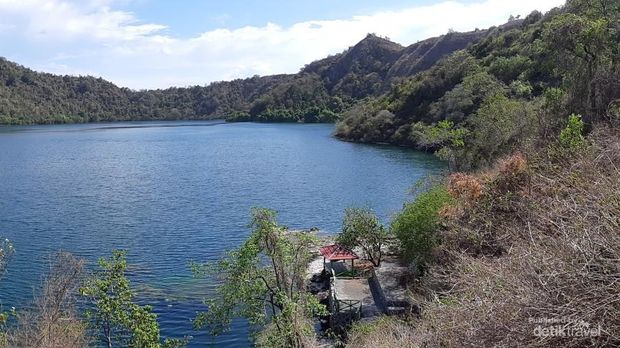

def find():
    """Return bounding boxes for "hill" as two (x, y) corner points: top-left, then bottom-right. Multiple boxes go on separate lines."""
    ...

(0, 59), (292, 124)
(0, 26), (497, 125)
(335, 2), (619, 170)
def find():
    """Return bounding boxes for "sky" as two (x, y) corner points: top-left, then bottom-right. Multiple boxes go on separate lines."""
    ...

(0, 0), (566, 90)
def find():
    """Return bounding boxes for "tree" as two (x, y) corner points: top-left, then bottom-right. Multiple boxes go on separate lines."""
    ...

(0, 239), (14, 346)
(80, 250), (161, 348)
(544, 10), (619, 119)
(10, 252), (88, 348)
(460, 93), (539, 170)
(0, 239), (13, 279)
(192, 208), (326, 347)
(336, 207), (389, 267)
(417, 120), (469, 170)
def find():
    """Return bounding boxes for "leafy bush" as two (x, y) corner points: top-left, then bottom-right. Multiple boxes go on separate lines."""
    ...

(416, 120), (469, 168)
(428, 71), (506, 124)
(334, 104), (396, 143)
(391, 186), (452, 267)
(559, 113), (585, 149)
(509, 80), (533, 98)
(80, 250), (162, 348)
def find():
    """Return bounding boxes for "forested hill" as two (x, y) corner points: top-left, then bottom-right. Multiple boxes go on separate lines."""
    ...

(0, 23), (500, 125)
(0, 59), (293, 124)
(335, 2), (620, 170)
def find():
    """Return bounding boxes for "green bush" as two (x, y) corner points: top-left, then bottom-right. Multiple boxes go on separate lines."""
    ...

(559, 114), (585, 149)
(488, 55), (532, 83)
(391, 186), (452, 267)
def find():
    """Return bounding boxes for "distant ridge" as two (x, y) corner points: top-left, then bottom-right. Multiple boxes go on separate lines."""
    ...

(0, 23), (516, 125)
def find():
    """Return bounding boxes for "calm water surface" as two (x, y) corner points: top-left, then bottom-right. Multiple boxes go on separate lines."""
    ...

(0, 121), (444, 346)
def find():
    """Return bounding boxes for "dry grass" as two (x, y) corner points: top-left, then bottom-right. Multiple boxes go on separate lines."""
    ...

(346, 317), (423, 348)
(347, 125), (620, 347)
(447, 172), (483, 204)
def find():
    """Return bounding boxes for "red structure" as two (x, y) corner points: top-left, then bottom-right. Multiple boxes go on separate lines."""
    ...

(320, 244), (359, 261)
(319, 244), (359, 271)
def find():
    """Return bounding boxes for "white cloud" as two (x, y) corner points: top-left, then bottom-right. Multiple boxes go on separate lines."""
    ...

(0, 0), (565, 89)
(0, 0), (166, 41)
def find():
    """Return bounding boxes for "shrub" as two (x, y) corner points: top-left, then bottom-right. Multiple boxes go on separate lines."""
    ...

(80, 250), (162, 348)
(495, 153), (529, 193)
(459, 94), (538, 170)
(509, 80), (533, 98)
(10, 253), (87, 348)
(559, 113), (585, 149)
(447, 173), (483, 204)
(488, 55), (532, 83)
(391, 186), (452, 268)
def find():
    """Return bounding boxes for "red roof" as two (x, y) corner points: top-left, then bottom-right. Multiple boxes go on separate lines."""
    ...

(319, 244), (359, 261)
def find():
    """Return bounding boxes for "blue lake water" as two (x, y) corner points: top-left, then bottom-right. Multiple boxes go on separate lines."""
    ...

(0, 121), (444, 346)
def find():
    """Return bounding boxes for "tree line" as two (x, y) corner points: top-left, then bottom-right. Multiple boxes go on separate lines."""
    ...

(0, 30), (487, 125)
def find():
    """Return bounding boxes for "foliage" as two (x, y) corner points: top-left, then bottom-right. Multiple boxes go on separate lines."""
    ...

(192, 208), (326, 347)
(428, 71), (506, 124)
(543, 1), (620, 119)
(378, 126), (620, 347)
(336, 2), (620, 170)
(458, 94), (539, 170)
(417, 120), (469, 168)
(488, 55), (532, 82)
(80, 250), (163, 348)
(559, 113), (586, 149)
(0, 239), (13, 279)
(336, 207), (389, 267)
(391, 186), (452, 268)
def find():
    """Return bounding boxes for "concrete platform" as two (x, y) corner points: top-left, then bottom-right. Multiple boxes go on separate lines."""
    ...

(372, 261), (412, 314)
(333, 278), (381, 317)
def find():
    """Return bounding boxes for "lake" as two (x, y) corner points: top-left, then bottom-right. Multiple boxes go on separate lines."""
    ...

(0, 121), (444, 346)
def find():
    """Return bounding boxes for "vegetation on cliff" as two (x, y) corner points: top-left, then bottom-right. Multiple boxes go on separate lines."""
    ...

(336, 0), (619, 170)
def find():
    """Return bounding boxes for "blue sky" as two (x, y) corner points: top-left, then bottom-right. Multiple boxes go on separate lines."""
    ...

(0, 0), (565, 89)
(122, 0), (456, 35)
